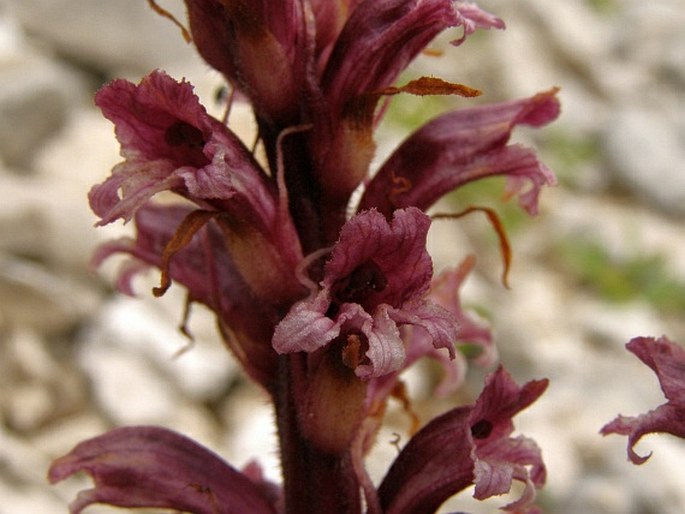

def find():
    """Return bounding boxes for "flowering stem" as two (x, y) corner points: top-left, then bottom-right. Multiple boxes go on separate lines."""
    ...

(275, 354), (362, 514)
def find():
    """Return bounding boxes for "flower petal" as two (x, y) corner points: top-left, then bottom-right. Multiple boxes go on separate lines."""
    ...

(323, 207), (433, 308)
(360, 89), (560, 217)
(357, 304), (406, 378)
(377, 406), (475, 514)
(430, 258), (497, 369)
(95, 70), (212, 165)
(48, 426), (277, 514)
(601, 405), (685, 465)
(388, 300), (459, 361)
(601, 336), (685, 464)
(272, 289), (341, 353)
(625, 336), (685, 404)
(473, 435), (546, 511)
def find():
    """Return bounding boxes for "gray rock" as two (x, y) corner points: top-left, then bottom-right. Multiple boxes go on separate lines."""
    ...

(1, 0), (199, 74)
(0, 252), (101, 334)
(0, 426), (67, 514)
(615, 0), (685, 88)
(603, 107), (685, 215)
(0, 50), (88, 168)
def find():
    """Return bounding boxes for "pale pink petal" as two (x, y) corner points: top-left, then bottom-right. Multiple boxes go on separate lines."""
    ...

(272, 289), (341, 353)
(356, 304), (406, 378)
(388, 300), (459, 360)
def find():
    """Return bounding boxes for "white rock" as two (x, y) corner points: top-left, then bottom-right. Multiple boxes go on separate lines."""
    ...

(93, 294), (239, 402)
(33, 108), (120, 193)
(34, 413), (109, 462)
(4, 383), (54, 432)
(0, 423), (56, 487)
(77, 339), (177, 425)
(0, 483), (67, 514)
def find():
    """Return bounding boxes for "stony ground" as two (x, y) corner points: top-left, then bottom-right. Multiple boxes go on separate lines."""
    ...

(0, 1), (684, 513)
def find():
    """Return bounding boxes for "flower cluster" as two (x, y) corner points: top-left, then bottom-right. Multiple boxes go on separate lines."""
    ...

(49, 1), (685, 513)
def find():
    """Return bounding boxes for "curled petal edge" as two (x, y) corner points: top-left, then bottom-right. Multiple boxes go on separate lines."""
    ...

(601, 336), (685, 464)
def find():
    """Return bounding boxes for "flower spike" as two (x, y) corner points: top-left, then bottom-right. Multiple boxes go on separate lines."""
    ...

(57, 0), (562, 512)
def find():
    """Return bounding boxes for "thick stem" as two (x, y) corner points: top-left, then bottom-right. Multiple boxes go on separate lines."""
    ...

(275, 354), (362, 514)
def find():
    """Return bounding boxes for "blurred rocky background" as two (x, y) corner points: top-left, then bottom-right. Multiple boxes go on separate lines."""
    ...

(0, 0), (683, 513)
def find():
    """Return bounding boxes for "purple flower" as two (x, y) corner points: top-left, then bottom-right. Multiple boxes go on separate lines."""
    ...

(601, 336), (685, 464)
(51, 0), (561, 512)
(376, 366), (548, 513)
(86, 0), (560, 401)
(359, 89), (560, 217)
(273, 207), (459, 379)
(89, 70), (304, 305)
(89, 66), (558, 393)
